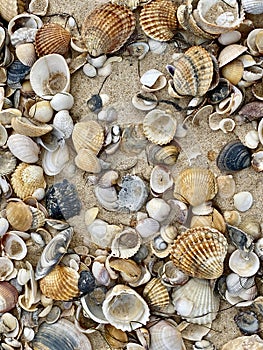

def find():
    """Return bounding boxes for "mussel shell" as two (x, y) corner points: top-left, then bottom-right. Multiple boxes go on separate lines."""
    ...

(234, 310), (259, 335)
(7, 60), (31, 89)
(216, 140), (251, 172)
(78, 270), (96, 294)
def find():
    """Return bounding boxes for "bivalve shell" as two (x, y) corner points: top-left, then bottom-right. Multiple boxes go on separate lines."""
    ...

(72, 120), (104, 155)
(7, 134), (40, 163)
(111, 228), (141, 259)
(0, 0), (25, 22)
(75, 148), (102, 173)
(241, 0), (263, 14)
(50, 92), (74, 111)
(0, 282), (18, 313)
(233, 191), (253, 212)
(229, 250), (260, 277)
(143, 278), (169, 310)
(216, 140), (251, 172)
(1, 231), (27, 260)
(150, 165), (173, 194)
(6, 201), (32, 231)
(0, 257), (14, 281)
(218, 44), (247, 68)
(11, 116), (53, 137)
(149, 319), (184, 350)
(15, 43), (36, 67)
(29, 100), (53, 123)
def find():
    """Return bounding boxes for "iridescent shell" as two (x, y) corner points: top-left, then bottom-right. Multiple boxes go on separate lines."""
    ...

(216, 140), (251, 172)
(81, 3), (136, 57)
(0, 282), (18, 313)
(35, 23), (71, 57)
(139, 0), (178, 41)
(72, 120), (104, 155)
(143, 278), (169, 309)
(170, 227), (228, 279)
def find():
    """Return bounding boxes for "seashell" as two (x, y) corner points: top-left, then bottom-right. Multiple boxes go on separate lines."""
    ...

(191, 208), (226, 233)
(218, 44), (247, 68)
(251, 151), (263, 172)
(148, 39), (168, 54)
(45, 179), (81, 220)
(150, 165), (173, 194)
(28, 0), (49, 16)
(216, 140), (251, 172)
(135, 217), (160, 241)
(0, 282), (18, 313)
(173, 167), (217, 207)
(11, 163), (46, 199)
(0, 218), (9, 237)
(29, 100), (53, 123)
(139, 0), (178, 41)
(35, 23), (71, 57)
(50, 92), (74, 111)
(30, 54), (70, 100)
(80, 286), (108, 324)
(111, 0), (152, 10)
(221, 59), (243, 85)
(170, 226), (228, 279)
(42, 143), (70, 176)
(0, 0), (25, 22)
(0, 125), (8, 147)
(252, 81), (263, 101)
(241, 0), (263, 14)
(104, 324), (128, 349)
(146, 198), (171, 222)
(52, 110), (73, 139)
(6, 201), (33, 232)
(8, 13), (42, 37)
(109, 258), (142, 284)
(234, 311), (259, 335)
(39, 265), (80, 301)
(0, 257), (14, 281)
(226, 273), (257, 300)
(143, 109), (177, 145)
(238, 101), (263, 122)
(222, 335), (263, 350)
(258, 118), (263, 146)
(243, 66), (263, 83)
(15, 43), (36, 67)
(132, 91), (158, 111)
(94, 185), (119, 212)
(81, 3), (136, 57)
(150, 235), (171, 258)
(102, 284), (150, 331)
(11, 116), (53, 137)
(244, 130), (259, 149)
(233, 191), (253, 212)
(35, 227), (73, 280)
(7, 60), (31, 89)
(229, 250), (260, 277)
(143, 278), (169, 309)
(148, 319), (183, 350)
(224, 210), (241, 226)
(140, 69), (167, 92)
(217, 174), (236, 198)
(75, 148), (102, 174)
(218, 30), (242, 45)
(10, 27), (38, 47)
(161, 261), (189, 287)
(247, 29), (263, 56)
(88, 219), (121, 248)
(111, 228), (141, 259)
(32, 318), (92, 349)
(147, 143), (180, 166)
(172, 278), (220, 325)
(160, 225), (178, 244)
(193, 340), (215, 350)
(218, 118), (236, 133)
(72, 120), (104, 155)
(167, 46), (213, 98)
(1, 231), (27, 260)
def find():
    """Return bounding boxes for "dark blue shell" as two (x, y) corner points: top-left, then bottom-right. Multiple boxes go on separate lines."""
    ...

(216, 140), (251, 172)
(78, 270), (96, 294)
(7, 60), (31, 89)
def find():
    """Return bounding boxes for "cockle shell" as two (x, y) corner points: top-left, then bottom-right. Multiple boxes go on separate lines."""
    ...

(35, 23), (71, 57)
(216, 140), (251, 172)
(72, 120), (104, 155)
(15, 43), (37, 67)
(170, 227), (228, 279)
(0, 282), (18, 313)
(7, 134), (40, 163)
(0, 0), (25, 22)
(11, 163), (46, 199)
(148, 319), (184, 350)
(143, 278), (169, 309)
(111, 228), (141, 259)
(173, 167), (217, 207)
(11, 116), (53, 137)
(241, 0), (263, 14)
(221, 59), (244, 85)
(102, 284), (150, 331)
(1, 231), (27, 260)
(139, 0), (178, 41)
(75, 148), (102, 173)
(81, 3), (136, 57)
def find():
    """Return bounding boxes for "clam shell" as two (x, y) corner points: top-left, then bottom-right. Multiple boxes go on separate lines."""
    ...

(139, 0), (178, 41)
(7, 134), (40, 163)
(146, 198), (171, 222)
(11, 163), (46, 199)
(0, 257), (14, 281)
(50, 92), (74, 111)
(222, 335), (263, 350)
(102, 284), (150, 331)
(75, 148), (102, 174)
(143, 278), (169, 309)
(0, 282), (18, 313)
(229, 250), (260, 277)
(143, 109), (177, 145)
(42, 143), (70, 176)
(140, 69), (167, 92)
(104, 324), (128, 349)
(6, 201), (33, 231)
(221, 59), (243, 85)
(241, 0), (263, 14)
(28, 0), (49, 15)
(81, 3), (136, 57)
(29, 100), (54, 123)
(170, 226), (228, 279)
(1, 231), (27, 260)
(149, 319), (183, 350)
(233, 191), (253, 212)
(150, 165), (173, 194)
(0, 0), (25, 22)
(109, 258), (142, 284)
(72, 120), (104, 155)
(173, 167), (217, 207)
(15, 43), (36, 67)
(0, 150), (16, 178)
(216, 140), (251, 172)
(238, 102), (263, 122)
(11, 116), (53, 137)
(111, 228), (141, 259)
(217, 175), (236, 198)
(218, 44), (247, 68)
(251, 151), (263, 172)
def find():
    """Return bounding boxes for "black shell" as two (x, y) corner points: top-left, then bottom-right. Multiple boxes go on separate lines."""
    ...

(216, 140), (251, 172)
(45, 179), (81, 220)
(7, 60), (31, 89)
(78, 270), (96, 294)
(234, 311), (259, 335)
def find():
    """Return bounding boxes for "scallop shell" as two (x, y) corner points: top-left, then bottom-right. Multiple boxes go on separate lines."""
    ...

(1, 231), (27, 260)
(11, 163), (46, 199)
(81, 3), (136, 57)
(75, 148), (102, 173)
(111, 228), (141, 259)
(102, 284), (150, 331)
(216, 140), (251, 172)
(143, 278), (169, 309)
(7, 134), (40, 163)
(11, 116), (53, 137)
(149, 319), (184, 350)
(139, 0), (178, 41)
(0, 282), (19, 313)
(170, 227), (228, 279)
(173, 167), (217, 207)
(72, 120), (104, 155)
(0, 0), (25, 22)
(143, 109), (177, 145)
(35, 23), (71, 57)
(241, 0), (263, 14)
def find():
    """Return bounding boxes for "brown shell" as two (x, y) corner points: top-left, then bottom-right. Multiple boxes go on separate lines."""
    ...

(104, 324), (128, 349)
(11, 163), (46, 199)
(72, 120), (104, 155)
(170, 227), (228, 279)
(139, 0), (178, 41)
(35, 23), (71, 57)
(0, 149), (17, 176)
(6, 201), (33, 231)
(0, 281), (18, 313)
(173, 167), (218, 206)
(81, 3), (136, 57)
(143, 277), (169, 309)
(109, 258), (142, 283)
(39, 265), (80, 301)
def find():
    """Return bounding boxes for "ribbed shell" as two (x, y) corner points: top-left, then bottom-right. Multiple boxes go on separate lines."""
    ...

(39, 265), (80, 301)
(143, 277), (169, 309)
(72, 120), (104, 155)
(170, 227), (228, 279)
(241, 0), (263, 14)
(172, 46), (213, 97)
(6, 201), (33, 231)
(139, 0), (178, 41)
(11, 163), (46, 199)
(74, 148), (102, 173)
(173, 167), (218, 206)
(0, 282), (18, 313)
(0, 0), (25, 22)
(81, 3), (136, 57)
(111, 228), (141, 259)
(35, 23), (71, 57)
(216, 140), (251, 172)
(0, 150), (17, 176)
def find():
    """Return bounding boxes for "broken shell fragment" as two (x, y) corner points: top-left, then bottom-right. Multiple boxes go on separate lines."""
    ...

(111, 228), (141, 259)
(140, 69), (167, 92)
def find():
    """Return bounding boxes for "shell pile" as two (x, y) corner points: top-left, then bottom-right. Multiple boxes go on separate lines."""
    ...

(0, 1), (263, 350)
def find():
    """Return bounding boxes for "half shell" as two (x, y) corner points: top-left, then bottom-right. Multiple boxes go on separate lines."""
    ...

(0, 282), (18, 313)
(7, 134), (39, 163)
(143, 278), (169, 310)
(149, 319), (184, 350)
(72, 120), (104, 155)
(216, 140), (251, 172)
(111, 228), (141, 259)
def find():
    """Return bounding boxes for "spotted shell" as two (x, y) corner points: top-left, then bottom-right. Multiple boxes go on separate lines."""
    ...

(72, 120), (104, 155)
(173, 167), (218, 207)
(11, 163), (46, 200)
(170, 226), (228, 279)
(81, 3), (136, 57)
(39, 265), (80, 301)
(139, 0), (178, 41)
(0, 282), (19, 313)
(143, 277), (169, 309)
(35, 23), (71, 57)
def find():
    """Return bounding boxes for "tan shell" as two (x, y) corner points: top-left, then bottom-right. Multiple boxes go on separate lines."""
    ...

(190, 208), (226, 233)
(35, 23), (71, 57)
(11, 116), (53, 137)
(139, 0), (178, 41)
(72, 120), (104, 155)
(221, 59), (244, 85)
(39, 265), (80, 301)
(81, 3), (136, 57)
(109, 258), (142, 284)
(6, 201), (32, 231)
(110, 0), (152, 10)
(11, 163), (46, 199)
(0, 0), (25, 22)
(173, 167), (218, 207)
(104, 324), (128, 349)
(75, 148), (102, 173)
(170, 226), (228, 279)
(15, 43), (37, 67)
(222, 335), (263, 350)
(143, 277), (169, 309)
(218, 44), (247, 68)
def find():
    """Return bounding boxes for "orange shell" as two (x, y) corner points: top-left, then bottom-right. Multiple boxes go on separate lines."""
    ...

(6, 201), (33, 231)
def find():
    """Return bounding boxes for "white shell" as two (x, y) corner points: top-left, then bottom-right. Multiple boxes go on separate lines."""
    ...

(218, 118), (235, 133)
(42, 143), (70, 176)
(233, 191), (253, 212)
(218, 31), (241, 45)
(50, 92), (74, 111)
(241, 0), (263, 14)
(149, 319), (183, 350)
(2, 232), (27, 260)
(243, 66), (263, 82)
(0, 257), (14, 281)
(244, 130), (259, 149)
(148, 39), (168, 54)
(226, 272), (257, 301)
(150, 165), (173, 194)
(131, 92), (158, 111)
(258, 118), (263, 146)
(83, 63), (97, 78)
(53, 110), (74, 139)
(7, 134), (40, 163)
(247, 29), (263, 56)
(88, 219), (121, 248)
(135, 217), (160, 241)
(229, 250), (260, 277)
(87, 55), (107, 68)
(146, 198), (171, 222)
(140, 69), (167, 92)
(111, 228), (141, 259)
(15, 43), (37, 67)
(0, 218), (9, 237)
(29, 101), (54, 123)
(28, 0), (49, 16)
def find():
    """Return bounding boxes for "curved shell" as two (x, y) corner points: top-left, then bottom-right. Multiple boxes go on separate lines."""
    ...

(0, 257), (13, 281)
(39, 265), (80, 301)
(143, 278), (169, 309)
(42, 143), (70, 176)
(72, 120), (104, 155)
(35, 23), (71, 57)
(29, 100), (53, 123)
(173, 167), (218, 206)
(0, 0), (25, 22)
(111, 228), (141, 259)
(143, 109), (177, 145)
(15, 43), (37, 67)
(150, 165), (173, 194)
(50, 92), (74, 111)
(218, 44), (247, 68)
(75, 148), (102, 174)
(1, 231), (27, 260)
(149, 319), (183, 350)
(170, 226), (228, 279)
(7, 134), (40, 163)
(52, 110), (74, 138)
(81, 3), (136, 57)
(6, 201), (32, 231)
(147, 143), (180, 166)
(139, 0), (178, 41)
(0, 282), (19, 313)
(216, 140), (251, 172)
(11, 116), (53, 137)
(11, 163), (46, 199)
(102, 284), (150, 331)
(241, 0), (263, 14)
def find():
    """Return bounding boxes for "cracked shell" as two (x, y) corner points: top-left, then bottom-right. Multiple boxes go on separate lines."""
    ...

(72, 120), (104, 155)
(170, 226), (228, 279)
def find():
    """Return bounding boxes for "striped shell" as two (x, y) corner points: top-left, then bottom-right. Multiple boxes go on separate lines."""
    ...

(0, 282), (18, 313)
(72, 120), (104, 155)
(241, 0), (263, 14)
(170, 227), (228, 279)
(35, 23), (71, 57)
(143, 277), (169, 309)
(0, 0), (25, 22)
(139, 0), (178, 41)
(111, 0), (152, 10)
(81, 3), (136, 57)
(39, 265), (80, 301)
